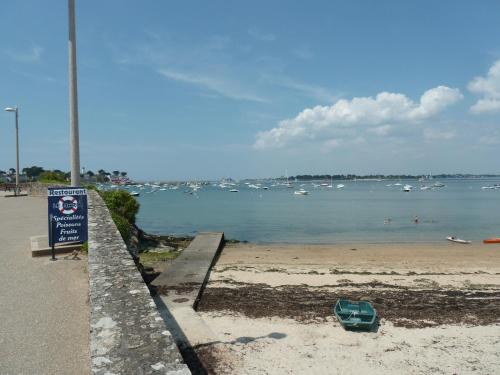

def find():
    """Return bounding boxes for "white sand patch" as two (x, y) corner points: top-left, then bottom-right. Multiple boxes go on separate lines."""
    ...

(210, 266), (500, 290)
(200, 313), (500, 375)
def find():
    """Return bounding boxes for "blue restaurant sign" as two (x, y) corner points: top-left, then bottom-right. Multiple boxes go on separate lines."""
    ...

(48, 187), (88, 246)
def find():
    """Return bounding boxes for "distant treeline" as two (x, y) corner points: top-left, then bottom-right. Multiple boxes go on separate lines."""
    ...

(279, 174), (500, 181)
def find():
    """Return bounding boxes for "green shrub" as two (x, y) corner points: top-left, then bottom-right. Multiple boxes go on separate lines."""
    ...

(83, 183), (98, 191)
(111, 212), (131, 242)
(100, 190), (139, 224)
(98, 189), (139, 243)
(39, 171), (68, 183)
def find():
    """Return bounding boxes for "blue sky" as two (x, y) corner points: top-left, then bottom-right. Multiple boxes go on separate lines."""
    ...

(1, 1), (500, 180)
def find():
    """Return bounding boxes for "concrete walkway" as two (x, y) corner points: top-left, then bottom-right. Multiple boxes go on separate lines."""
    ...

(152, 232), (224, 309)
(0, 192), (90, 374)
(152, 232), (224, 349)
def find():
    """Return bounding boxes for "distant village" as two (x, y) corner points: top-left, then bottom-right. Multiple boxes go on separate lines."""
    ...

(0, 166), (130, 185)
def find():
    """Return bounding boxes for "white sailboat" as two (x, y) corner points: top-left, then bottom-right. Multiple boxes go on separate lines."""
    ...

(285, 169), (293, 188)
(327, 176), (333, 188)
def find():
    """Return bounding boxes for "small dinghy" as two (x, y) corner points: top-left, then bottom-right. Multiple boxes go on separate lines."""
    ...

(333, 299), (377, 330)
(483, 238), (500, 244)
(294, 189), (309, 195)
(446, 236), (471, 244)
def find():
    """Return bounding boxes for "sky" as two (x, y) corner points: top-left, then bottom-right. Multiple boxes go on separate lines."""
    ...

(1, 1), (500, 180)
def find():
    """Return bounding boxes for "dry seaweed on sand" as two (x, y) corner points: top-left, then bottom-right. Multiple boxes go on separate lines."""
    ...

(197, 282), (500, 328)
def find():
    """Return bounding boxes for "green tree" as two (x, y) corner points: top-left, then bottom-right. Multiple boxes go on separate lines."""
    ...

(96, 169), (107, 182)
(112, 170), (120, 177)
(120, 171), (127, 177)
(22, 166), (45, 180)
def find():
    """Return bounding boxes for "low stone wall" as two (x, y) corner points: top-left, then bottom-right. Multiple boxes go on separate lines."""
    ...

(87, 191), (190, 374)
(26, 182), (66, 197)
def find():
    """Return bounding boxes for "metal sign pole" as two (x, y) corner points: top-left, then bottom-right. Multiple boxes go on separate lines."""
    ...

(50, 215), (56, 261)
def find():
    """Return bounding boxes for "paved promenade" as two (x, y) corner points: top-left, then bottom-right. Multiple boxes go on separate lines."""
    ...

(0, 192), (90, 374)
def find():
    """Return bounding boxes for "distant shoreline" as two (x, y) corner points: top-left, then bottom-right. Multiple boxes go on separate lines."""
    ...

(139, 228), (484, 247)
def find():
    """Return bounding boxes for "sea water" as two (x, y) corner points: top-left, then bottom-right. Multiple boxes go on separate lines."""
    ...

(135, 179), (500, 243)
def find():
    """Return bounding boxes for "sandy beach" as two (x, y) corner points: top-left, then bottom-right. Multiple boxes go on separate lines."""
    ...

(193, 242), (500, 374)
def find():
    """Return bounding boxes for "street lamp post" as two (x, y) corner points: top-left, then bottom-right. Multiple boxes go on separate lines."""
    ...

(68, 0), (80, 187)
(4, 106), (20, 196)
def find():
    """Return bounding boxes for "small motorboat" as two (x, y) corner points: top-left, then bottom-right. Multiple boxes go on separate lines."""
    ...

(403, 184), (413, 192)
(130, 191), (140, 196)
(229, 189), (239, 192)
(294, 189), (309, 195)
(483, 238), (500, 244)
(446, 236), (471, 244)
(333, 299), (377, 331)
(432, 182), (446, 188)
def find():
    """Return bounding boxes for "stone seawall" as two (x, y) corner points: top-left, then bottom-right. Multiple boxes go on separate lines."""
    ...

(87, 190), (190, 375)
(26, 182), (66, 197)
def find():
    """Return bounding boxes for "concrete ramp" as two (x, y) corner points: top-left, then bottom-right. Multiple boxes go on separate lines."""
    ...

(152, 232), (224, 350)
(151, 232), (224, 309)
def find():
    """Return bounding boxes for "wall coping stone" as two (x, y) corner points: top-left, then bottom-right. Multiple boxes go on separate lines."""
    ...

(88, 190), (190, 375)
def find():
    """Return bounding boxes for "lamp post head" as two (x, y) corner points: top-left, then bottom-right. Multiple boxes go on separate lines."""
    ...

(4, 107), (17, 113)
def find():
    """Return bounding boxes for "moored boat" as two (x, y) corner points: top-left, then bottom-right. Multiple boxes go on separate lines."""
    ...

(333, 299), (377, 330)
(294, 189), (309, 195)
(446, 236), (471, 244)
(483, 238), (500, 244)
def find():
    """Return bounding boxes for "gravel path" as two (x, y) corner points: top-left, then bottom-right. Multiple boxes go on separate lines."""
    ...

(0, 192), (90, 375)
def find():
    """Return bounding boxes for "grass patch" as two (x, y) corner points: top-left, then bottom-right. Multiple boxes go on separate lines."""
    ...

(140, 251), (180, 266)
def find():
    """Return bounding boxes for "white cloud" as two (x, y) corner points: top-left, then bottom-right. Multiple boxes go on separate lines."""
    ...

(260, 74), (339, 102)
(320, 139), (340, 153)
(115, 33), (272, 103)
(470, 98), (500, 113)
(158, 68), (266, 103)
(478, 134), (500, 145)
(423, 128), (456, 141)
(5, 46), (43, 63)
(368, 124), (393, 136)
(255, 86), (462, 149)
(468, 60), (500, 113)
(248, 28), (276, 42)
